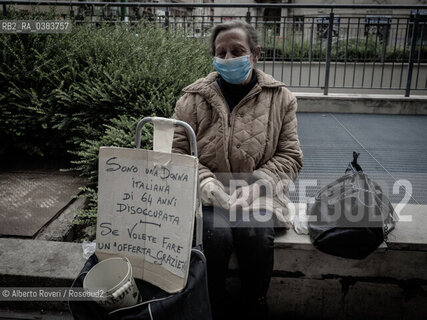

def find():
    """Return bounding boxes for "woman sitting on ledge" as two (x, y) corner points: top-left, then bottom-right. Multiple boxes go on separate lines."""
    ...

(173, 20), (303, 320)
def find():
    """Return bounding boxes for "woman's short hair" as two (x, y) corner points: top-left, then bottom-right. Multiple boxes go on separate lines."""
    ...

(209, 20), (259, 56)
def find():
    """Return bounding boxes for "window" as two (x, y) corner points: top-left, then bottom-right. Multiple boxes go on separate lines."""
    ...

(409, 10), (427, 46)
(293, 16), (304, 33)
(263, 8), (281, 34)
(365, 15), (392, 43)
(317, 15), (340, 39)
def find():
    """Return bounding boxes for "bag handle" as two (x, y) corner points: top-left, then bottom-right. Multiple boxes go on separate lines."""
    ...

(135, 117), (203, 248)
(345, 151), (363, 174)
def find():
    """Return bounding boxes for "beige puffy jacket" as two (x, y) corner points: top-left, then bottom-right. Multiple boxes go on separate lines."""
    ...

(172, 69), (303, 228)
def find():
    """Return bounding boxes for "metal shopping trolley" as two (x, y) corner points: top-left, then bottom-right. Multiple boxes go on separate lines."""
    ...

(69, 117), (211, 320)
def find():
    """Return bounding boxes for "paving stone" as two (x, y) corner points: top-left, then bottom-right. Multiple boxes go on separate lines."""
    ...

(0, 171), (86, 238)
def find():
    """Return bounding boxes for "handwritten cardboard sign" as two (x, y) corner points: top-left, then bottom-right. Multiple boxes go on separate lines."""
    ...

(96, 147), (198, 293)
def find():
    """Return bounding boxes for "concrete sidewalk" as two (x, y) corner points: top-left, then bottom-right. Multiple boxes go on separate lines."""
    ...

(0, 171), (86, 238)
(295, 93), (427, 114)
(292, 112), (427, 205)
(0, 309), (73, 319)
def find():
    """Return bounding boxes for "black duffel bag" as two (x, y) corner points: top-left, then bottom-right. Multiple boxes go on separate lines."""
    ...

(308, 152), (398, 259)
(69, 245), (212, 320)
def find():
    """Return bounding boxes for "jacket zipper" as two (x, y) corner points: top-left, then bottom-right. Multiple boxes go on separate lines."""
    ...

(214, 83), (262, 172)
(212, 84), (234, 171)
(226, 88), (262, 165)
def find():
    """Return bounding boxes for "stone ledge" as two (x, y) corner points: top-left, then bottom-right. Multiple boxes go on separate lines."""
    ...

(0, 238), (85, 285)
(1, 204), (425, 285)
(386, 204), (427, 251)
(0, 239), (85, 311)
(274, 203), (427, 252)
(266, 277), (427, 319)
(294, 92), (427, 114)
(295, 92), (427, 101)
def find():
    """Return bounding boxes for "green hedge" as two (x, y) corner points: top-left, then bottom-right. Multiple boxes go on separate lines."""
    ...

(261, 34), (427, 62)
(0, 22), (212, 234)
(0, 22), (212, 160)
(72, 115), (150, 231)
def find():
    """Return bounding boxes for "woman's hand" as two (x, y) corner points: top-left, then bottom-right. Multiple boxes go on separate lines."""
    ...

(200, 178), (230, 209)
(229, 183), (261, 209)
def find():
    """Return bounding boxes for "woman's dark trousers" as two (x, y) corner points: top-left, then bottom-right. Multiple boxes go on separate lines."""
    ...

(202, 206), (275, 320)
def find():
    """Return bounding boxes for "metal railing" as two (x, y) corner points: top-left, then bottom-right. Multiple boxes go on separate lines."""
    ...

(1, 1), (427, 96)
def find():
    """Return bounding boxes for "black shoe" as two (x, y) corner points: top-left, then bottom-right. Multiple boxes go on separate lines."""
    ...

(245, 296), (269, 320)
(211, 291), (236, 320)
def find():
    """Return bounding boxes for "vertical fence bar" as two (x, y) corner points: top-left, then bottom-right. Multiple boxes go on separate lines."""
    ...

(246, 9), (251, 24)
(308, 17), (314, 87)
(333, 18), (340, 88)
(299, 18), (304, 86)
(165, 8), (169, 29)
(2, 3), (6, 16)
(272, 21), (277, 78)
(379, 25), (387, 88)
(398, 18), (410, 89)
(405, 12), (419, 97)
(390, 18), (399, 89)
(343, 17), (350, 88)
(414, 20), (424, 89)
(262, 22), (267, 72)
(290, 19), (295, 86)
(120, 0), (125, 21)
(201, 12), (205, 36)
(362, 28), (369, 88)
(281, 17), (286, 83)
(317, 23), (323, 87)
(70, 4), (74, 20)
(399, 18), (410, 89)
(323, 10), (334, 95)
(192, 14), (195, 33)
(352, 17), (361, 88)
(370, 20), (380, 89)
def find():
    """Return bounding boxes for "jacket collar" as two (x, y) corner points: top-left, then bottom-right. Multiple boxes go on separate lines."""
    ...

(182, 68), (285, 95)
(181, 69), (285, 118)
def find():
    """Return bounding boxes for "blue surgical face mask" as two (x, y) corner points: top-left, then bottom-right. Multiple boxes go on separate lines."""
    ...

(213, 55), (252, 84)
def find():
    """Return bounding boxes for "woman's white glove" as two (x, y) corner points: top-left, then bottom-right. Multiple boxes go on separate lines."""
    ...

(200, 177), (230, 209)
(229, 183), (261, 210)
(292, 204), (309, 235)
